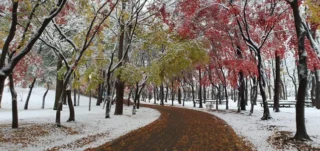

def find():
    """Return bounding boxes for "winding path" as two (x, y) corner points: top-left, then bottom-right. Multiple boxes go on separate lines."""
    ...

(87, 104), (252, 151)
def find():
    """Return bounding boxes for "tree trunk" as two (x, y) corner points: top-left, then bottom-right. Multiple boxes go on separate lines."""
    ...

(274, 55), (281, 112)
(239, 72), (246, 111)
(182, 87), (186, 106)
(42, 83), (49, 109)
(153, 86), (157, 104)
(165, 86), (168, 103)
(178, 87), (181, 104)
(245, 78), (248, 105)
(137, 84), (145, 109)
(77, 89), (80, 106)
(160, 84), (164, 105)
(73, 73), (77, 106)
(128, 88), (132, 106)
(24, 77), (36, 110)
(89, 90), (91, 111)
(73, 88), (77, 106)
(54, 57), (63, 110)
(0, 79), (5, 109)
(114, 1), (126, 115)
(250, 78), (258, 115)
(198, 68), (203, 108)
(114, 80), (124, 115)
(9, 74), (18, 128)
(191, 83), (196, 107)
(171, 81), (175, 106)
(96, 83), (103, 106)
(203, 84), (206, 104)
(290, 0), (311, 141)
(66, 90), (75, 122)
(315, 71), (320, 109)
(134, 83), (139, 106)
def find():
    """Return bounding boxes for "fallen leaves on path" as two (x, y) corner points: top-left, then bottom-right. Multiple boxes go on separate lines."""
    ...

(88, 105), (253, 151)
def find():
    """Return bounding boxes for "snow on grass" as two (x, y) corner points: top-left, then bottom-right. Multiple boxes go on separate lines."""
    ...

(0, 87), (160, 151)
(142, 98), (320, 151)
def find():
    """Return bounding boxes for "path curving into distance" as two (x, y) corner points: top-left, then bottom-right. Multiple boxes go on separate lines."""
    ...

(87, 104), (252, 151)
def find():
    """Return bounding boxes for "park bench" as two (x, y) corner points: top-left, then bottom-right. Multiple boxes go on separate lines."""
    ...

(259, 100), (313, 107)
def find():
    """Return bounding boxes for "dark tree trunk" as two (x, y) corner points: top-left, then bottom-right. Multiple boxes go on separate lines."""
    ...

(0, 79), (5, 108)
(42, 83), (49, 109)
(178, 87), (181, 104)
(134, 83), (139, 106)
(73, 73), (77, 106)
(198, 68), (203, 108)
(171, 81), (175, 106)
(9, 74), (18, 128)
(315, 71), (320, 109)
(211, 86), (214, 100)
(77, 89), (80, 106)
(239, 72), (246, 111)
(160, 84), (164, 105)
(128, 88), (132, 106)
(54, 57), (63, 110)
(216, 86), (220, 110)
(66, 90), (75, 122)
(96, 83), (103, 106)
(114, 1), (126, 115)
(219, 84), (222, 104)
(191, 83), (196, 107)
(203, 84), (206, 104)
(165, 86), (168, 103)
(24, 77), (36, 110)
(89, 90), (91, 111)
(250, 78), (258, 115)
(73, 88), (77, 106)
(182, 87), (186, 106)
(105, 73), (112, 118)
(153, 86), (157, 104)
(258, 53), (271, 120)
(245, 78), (248, 105)
(274, 55), (281, 112)
(114, 80), (124, 115)
(137, 84), (145, 109)
(290, 0), (311, 141)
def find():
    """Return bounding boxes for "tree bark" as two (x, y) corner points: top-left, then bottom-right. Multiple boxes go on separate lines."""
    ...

(160, 84), (164, 105)
(9, 74), (18, 128)
(171, 80), (175, 106)
(114, 1), (126, 115)
(0, 79), (5, 109)
(89, 90), (91, 111)
(273, 55), (281, 112)
(128, 88), (132, 106)
(178, 87), (181, 104)
(191, 82), (196, 107)
(290, 0), (311, 140)
(54, 57), (63, 110)
(42, 83), (49, 109)
(73, 88), (77, 106)
(239, 72), (246, 110)
(114, 80), (124, 115)
(66, 90), (75, 122)
(96, 83), (103, 106)
(315, 71), (320, 109)
(198, 68), (203, 108)
(24, 77), (36, 110)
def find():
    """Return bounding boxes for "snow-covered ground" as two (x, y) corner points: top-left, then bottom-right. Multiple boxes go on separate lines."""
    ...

(142, 98), (320, 151)
(0, 87), (160, 151)
(1, 86), (319, 151)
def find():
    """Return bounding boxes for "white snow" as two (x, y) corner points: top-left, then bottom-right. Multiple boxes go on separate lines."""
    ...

(142, 98), (320, 151)
(0, 87), (160, 151)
